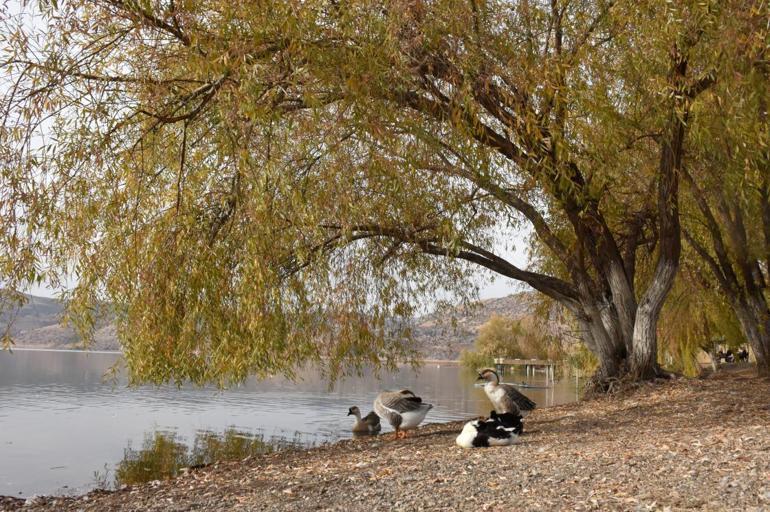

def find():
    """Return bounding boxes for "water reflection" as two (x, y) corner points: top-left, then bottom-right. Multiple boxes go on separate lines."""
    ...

(114, 431), (189, 486)
(112, 428), (287, 487)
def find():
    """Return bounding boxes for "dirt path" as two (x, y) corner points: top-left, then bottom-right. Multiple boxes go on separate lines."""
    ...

(5, 373), (770, 511)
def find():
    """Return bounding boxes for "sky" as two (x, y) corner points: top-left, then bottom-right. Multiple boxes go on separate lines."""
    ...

(26, 256), (529, 300)
(468, 229), (532, 299)
(26, 278), (524, 300)
(25, 230), (532, 301)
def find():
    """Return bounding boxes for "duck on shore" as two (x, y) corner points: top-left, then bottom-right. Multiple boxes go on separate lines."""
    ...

(373, 389), (433, 439)
(347, 406), (381, 434)
(477, 368), (537, 417)
(456, 410), (522, 448)
(488, 410), (524, 434)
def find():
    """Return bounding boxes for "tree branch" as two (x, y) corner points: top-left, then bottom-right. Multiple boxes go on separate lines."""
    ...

(682, 230), (731, 294)
(566, 1), (616, 62)
(311, 222), (581, 307)
(685, 72), (716, 98)
(102, 0), (192, 46)
(680, 166), (740, 292)
(417, 239), (581, 307)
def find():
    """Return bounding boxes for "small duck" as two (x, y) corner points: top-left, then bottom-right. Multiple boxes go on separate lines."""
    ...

(456, 410), (522, 448)
(347, 406), (381, 434)
(373, 389), (433, 439)
(477, 368), (536, 416)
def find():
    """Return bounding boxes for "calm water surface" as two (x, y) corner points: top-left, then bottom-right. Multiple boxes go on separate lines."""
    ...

(0, 349), (579, 497)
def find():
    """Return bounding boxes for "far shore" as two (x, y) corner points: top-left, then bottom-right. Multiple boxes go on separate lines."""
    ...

(3, 347), (463, 364)
(2, 346), (122, 355)
(4, 369), (768, 511)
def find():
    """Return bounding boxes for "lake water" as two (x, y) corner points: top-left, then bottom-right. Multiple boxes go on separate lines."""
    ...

(0, 349), (580, 497)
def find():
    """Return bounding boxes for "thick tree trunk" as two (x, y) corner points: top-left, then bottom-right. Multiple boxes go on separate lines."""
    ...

(629, 46), (689, 379)
(607, 260), (637, 356)
(685, 228), (770, 378)
(630, 235), (679, 378)
(629, 150), (681, 377)
(746, 292), (770, 378)
(588, 317), (622, 377)
(577, 317), (622, 380)
(630, 290), (668, 379)
(574, 274), (629, 381)
(732, 294), (770, 378)
(754, 337), (770, 378)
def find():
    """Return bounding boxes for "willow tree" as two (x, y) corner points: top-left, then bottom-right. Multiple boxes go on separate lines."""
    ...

(658, 264), (747, 377)
(1, 0), (724, 385)
(682, 2), (770, 376)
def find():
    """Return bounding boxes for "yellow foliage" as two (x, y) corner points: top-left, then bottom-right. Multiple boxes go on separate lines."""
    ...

(658, 268), (746, 377)
(462, 314), (562, 368)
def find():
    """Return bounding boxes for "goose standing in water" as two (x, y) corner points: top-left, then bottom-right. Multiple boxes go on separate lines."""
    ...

(373, 389), (433, 439)
(477, 368), (536, 416)
(347, 406), (381, 434)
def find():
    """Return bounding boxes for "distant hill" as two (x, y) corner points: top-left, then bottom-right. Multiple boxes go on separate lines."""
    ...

(2, 292), (542, 359)
(1, 294), (119, 351)
(411, 293), (539, 360)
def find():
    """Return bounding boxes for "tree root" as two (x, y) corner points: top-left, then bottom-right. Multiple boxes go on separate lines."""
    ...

(653, 365), (679, 380)
(583, 374), (637, 397)
(583, 365), (681, 398)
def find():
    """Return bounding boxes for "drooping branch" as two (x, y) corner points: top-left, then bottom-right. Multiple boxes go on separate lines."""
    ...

(566, 1), (616, 62)
(138, 75), (229, 124)
(680, 167), (740, 294)
(682, 229), (731, 293)
(400, 75), (626, 298)
(395, 33), (634, 298)
(395, 89), (528, 167)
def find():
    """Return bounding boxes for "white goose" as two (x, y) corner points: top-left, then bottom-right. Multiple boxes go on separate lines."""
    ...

(373, 389), (433, 439)
(477, 368), (537, 416)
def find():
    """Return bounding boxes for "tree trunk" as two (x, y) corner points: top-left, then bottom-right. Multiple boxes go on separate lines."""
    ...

(629, 45), (689, 379)
(607, 260), (637, 357)
(733, 293), (770, 378)
(576, 317), (622, 380)
(630, 289), (668, 379)
(685, 229), (770, 378)
(573, 272), (630, 381)
(754, 337), (770, 378)
(629, 149), (681, 377)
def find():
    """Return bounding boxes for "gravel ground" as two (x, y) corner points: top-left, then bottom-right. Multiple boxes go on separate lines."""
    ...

(4, 371), (769, 511)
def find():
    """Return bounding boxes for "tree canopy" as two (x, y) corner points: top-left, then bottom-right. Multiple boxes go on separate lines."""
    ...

(0, 0), (765, 384)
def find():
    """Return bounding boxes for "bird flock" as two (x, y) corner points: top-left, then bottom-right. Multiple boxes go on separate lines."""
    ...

(347, 367), (536, 449)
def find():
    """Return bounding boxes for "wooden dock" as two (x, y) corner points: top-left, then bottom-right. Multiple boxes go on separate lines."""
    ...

(493, 358), (557, 385)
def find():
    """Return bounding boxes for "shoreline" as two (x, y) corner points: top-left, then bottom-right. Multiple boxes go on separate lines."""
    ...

(3, 348), (462, 363)
(4, 371), (769, 511)
(2, 346), (122, 355)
